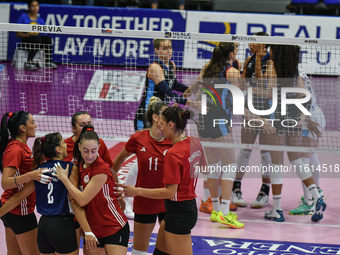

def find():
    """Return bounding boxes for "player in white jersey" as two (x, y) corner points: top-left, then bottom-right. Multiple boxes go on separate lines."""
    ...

(289, 70), (325, 215)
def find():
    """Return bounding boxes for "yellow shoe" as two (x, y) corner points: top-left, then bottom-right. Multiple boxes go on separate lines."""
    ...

(228, 211), (238, 220)
(210, 210), (219, 222)
(217, 211), (244, 229)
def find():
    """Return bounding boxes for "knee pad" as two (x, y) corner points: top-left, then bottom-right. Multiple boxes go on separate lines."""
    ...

(221, 163), (237, 181)
(270, 164), (283, 185)
(261, 152), (271, 178)
(131, 249), (147, 255)
(208, 160), (222, 179)
(292, 159), (312, 181)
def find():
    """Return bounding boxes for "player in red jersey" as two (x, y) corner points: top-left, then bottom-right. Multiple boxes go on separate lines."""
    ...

(0, 111), (50, 255)
(53, 126), (129, 255)
(118, 107), (207, 255)
(113, 96), (172, 255)
(64, 111), (113, 167)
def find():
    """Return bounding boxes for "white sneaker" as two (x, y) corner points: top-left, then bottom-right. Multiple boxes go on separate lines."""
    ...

(250, 191), (269, 208)
(231, 189), (246, 207)
(44, 62), (58, 69)
(124, 197), (134, 220)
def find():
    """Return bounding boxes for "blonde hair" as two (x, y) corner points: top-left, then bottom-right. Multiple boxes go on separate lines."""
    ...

(146, 97), (167, 125)
(153, 39), (171, 49)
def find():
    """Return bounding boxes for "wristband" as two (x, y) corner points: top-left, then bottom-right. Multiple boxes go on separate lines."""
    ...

(14, 176), (19, 186)
(85, 231), (98, 242)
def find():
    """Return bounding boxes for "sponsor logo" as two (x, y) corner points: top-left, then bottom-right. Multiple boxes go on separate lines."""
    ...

(165, 32), (191, 39)
(231, 35), (256, 41)
(32, 25), (62, 33)
(102, 29), (113, 34)
(13, 4), (28, 11)
(304, 39), (318, 44)
(140, 147), (146, 152)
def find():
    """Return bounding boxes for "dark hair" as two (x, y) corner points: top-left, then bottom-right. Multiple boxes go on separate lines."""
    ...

(146, 96), (167, 125)
(271, 44), (300, 80)
(0, 111), (30, 172)
(32, 132), (62, 169)
(203, 42), (235, 78)
(73, 124), (99, 167)
(71, 111), (90, 129)
(27, 0), (39, 8)
(253, 32), (270, 49)
(161, 107), (194, 132)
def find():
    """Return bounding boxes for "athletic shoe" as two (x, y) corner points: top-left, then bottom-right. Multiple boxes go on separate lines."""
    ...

(44, 62), (58, 69)
(231, 189), (246, 207)
(24, 62), (37, 71)
(211, 210), (238, 222)
(230, 202), (238, 211)
(264, 209), (285, 222)
(250, 191), (269, 209)
(311, 198), (326, 222)
(199, 197), (213, 214)
(124, 197), (134, 220)
(216, 211), (244, 228)
(289, 203), (314, 215)
(301, 189), (324, 203)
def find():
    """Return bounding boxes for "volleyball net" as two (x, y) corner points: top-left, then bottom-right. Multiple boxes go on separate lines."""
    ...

(0, 23), (339, 153)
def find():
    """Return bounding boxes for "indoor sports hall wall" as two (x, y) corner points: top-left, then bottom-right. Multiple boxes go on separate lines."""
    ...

(2, 2), (340, 75)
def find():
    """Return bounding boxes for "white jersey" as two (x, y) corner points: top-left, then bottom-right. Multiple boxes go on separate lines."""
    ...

(299, 70), (318, 114)
(299, 70), (326, 138)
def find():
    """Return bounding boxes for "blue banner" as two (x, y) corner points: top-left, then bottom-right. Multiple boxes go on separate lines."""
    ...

(8, 4), (186, 66)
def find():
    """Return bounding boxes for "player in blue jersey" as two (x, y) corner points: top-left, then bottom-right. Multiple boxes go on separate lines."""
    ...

(0, 132), (98, 254)
(231, 32), (274, 210)
(264, 44), (326, 222)
(196, 42), (246, 229)
(16, 0), (57, 71)
(128, 38), (192, 219)
(289, 70), (325, 215)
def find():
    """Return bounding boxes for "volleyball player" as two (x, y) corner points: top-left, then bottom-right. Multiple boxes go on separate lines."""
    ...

(196, 42), (245, 228)
(127, 38), (191, 218)
(289, 70), (325, 215)
(199, 42), (241, 214)
(0, 111), (50, 255)
(231, 32), (273, 209)
(118, 107), (207, 255)
(113, 97), (171, 255)
(0, 132), (98, 254)
(264, 44), (326, 222)
(53, 126), (129, 255)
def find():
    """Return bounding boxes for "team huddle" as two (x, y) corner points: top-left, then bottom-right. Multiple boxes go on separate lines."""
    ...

(0, 36), (327, 255)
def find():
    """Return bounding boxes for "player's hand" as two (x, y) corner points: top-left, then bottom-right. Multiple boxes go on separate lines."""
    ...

(84, 232), (99, 252)
(30, 168), (51, 184)
(307, 120), (322, 138)
(260, 119), (276, 134)
(51, 163), (69, 181)
(115, 183), (138, 197)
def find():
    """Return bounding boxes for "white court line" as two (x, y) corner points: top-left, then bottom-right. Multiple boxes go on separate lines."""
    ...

(198, 216), (340, 228)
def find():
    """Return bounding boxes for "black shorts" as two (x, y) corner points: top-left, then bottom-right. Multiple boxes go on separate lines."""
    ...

(134, 212), (166, 224)
(85, 222), (130, 248)
(197, 105), (231, 139)
(38, 214), (77, 254)
(0, 203), (38, 235)
(164, 199), (197, 235)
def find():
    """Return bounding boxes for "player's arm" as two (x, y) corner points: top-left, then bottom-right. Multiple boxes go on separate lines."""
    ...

(149, 64), (189, 106)
(242, 56), (251, 78)
(227, 68), (247, 91)
(68, 165), (98, 251)
(53, 163), (107, 207)
(117, 183), (178, 200)
(172, 62), (189, 93)
(251, 61), (275, 99)
(112, 147), (134, 174)
(0, 181), (35, 217)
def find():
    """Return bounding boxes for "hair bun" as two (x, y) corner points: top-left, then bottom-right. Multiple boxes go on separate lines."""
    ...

(182, 110), (195, 120)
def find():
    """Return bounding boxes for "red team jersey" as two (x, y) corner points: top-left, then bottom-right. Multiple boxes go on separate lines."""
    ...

(64, 136), (113, 168)
(163, 137), (207, 202)
(79, 156), (127, 239)
(125, 130), (172, 214)
(1, 140), (36, 215)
